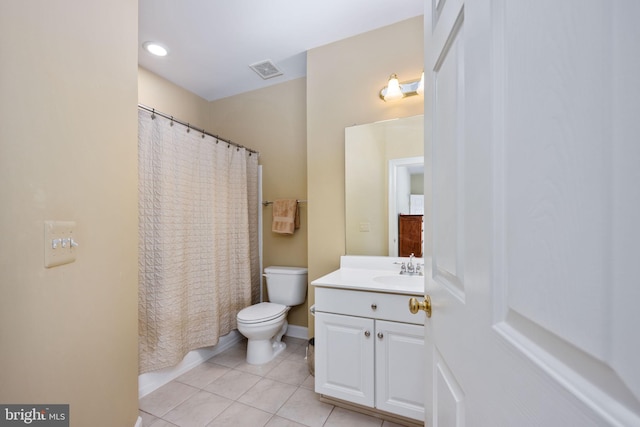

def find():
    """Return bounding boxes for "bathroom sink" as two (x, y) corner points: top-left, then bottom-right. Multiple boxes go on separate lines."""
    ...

(373, 274), (424, 290)
(311, 256), (432, 295)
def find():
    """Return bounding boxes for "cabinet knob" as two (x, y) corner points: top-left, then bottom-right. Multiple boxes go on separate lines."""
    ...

(364, 330), (371, 338)
(409, 295), (432, 318)
(371, 303), (377, 310)
(377, 332), (384, 339)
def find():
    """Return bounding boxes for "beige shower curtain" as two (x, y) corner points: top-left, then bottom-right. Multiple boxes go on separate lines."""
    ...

(138, 109), (259, 374)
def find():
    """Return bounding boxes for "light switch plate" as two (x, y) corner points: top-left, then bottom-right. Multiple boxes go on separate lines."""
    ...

(359, 222), (371, 232)
(44, 220), (77, 268)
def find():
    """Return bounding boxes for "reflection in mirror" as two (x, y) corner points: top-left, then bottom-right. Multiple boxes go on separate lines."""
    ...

(389, 156), (424, 257)
(345, 115), (426, 257)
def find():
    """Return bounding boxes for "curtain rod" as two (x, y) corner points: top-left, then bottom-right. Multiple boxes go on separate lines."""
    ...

(138, 104), (259, 156)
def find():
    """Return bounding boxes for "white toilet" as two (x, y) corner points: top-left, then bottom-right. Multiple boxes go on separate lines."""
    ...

(236, 266), (308, 365)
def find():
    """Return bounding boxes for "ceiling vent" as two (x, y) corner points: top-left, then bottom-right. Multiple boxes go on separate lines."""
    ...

(249, 60), (283, 80)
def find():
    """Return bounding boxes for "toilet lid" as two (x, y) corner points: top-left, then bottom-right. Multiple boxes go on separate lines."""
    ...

(237, 302), (287, 324)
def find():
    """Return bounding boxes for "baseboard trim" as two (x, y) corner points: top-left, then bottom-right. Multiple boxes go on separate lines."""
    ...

(138, 330), (243, 398)
(319, 395), (423, 427)
(286, 324), (309, 340)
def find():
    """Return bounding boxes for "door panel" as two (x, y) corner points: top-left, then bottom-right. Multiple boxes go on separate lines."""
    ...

(611, 0), (640, 399)
(497, 0), (611, 360)
(434, 349), (465, 427)
(491, 1), (640, 423)
(431, 0), (465, 301)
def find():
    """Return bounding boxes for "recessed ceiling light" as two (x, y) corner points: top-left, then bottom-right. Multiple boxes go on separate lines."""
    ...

(143, 41), (168, 57)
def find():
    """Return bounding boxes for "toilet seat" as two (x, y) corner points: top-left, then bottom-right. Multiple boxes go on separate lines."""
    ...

(237, 302), (287, 324)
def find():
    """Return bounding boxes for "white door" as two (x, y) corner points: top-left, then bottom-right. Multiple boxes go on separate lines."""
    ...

(422, 0), (640, 426)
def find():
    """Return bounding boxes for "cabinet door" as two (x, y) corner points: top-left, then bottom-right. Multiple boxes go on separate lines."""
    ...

(315, 312), (374, 407)
(375, 320), (425, 420)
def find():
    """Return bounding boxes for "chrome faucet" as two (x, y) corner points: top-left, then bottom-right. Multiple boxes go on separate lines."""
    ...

(396, 253), (423, 275)
(407, 253), (415, 274)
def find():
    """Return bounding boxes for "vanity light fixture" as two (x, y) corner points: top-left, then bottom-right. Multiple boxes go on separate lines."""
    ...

(379, 72), (425, 102)
(143, 41), (168, 57)
(416, 71), (425, 95)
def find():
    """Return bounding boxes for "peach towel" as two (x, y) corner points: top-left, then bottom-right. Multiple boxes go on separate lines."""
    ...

(272, 199), (299, 234)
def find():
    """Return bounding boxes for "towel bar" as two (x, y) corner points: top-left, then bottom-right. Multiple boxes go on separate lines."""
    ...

(262, 200), (307, 206)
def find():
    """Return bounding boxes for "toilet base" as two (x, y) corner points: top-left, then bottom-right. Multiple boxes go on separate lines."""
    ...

(246, 339), (287, 365)
(245, 321), (288, 365)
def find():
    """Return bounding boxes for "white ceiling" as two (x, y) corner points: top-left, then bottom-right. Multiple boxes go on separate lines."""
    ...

(139, 0), (424, 101)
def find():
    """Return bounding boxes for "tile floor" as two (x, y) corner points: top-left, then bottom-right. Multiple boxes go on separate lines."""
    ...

(139, 337), (408, 427)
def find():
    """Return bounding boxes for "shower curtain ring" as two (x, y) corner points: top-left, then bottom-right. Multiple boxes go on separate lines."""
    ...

(151, 108), (156, 120)
(170, 117), (174, 126)
(187, 124), (191, 133)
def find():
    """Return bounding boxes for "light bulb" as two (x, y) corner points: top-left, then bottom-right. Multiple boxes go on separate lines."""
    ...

(143, 42), (168, 57)
(384, 74), (403, 102)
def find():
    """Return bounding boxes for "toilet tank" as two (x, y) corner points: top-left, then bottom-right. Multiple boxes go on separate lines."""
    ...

(264, 266), (308, 306)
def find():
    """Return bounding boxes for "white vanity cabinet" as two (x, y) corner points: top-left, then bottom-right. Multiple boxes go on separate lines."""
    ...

(314, 287), (425, 421)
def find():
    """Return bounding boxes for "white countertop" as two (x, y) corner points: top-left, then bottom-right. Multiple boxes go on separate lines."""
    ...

(311, 255), (429, 295)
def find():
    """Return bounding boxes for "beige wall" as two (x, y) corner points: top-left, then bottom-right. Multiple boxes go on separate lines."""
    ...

(0, 2), (139, 426)
(139, 66), (212, 130)
(209, 79), (308, 328)
(307, 16), (425, 336)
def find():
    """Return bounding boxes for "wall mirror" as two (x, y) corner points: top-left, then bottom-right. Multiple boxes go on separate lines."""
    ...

(345, 115), (426, 257)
